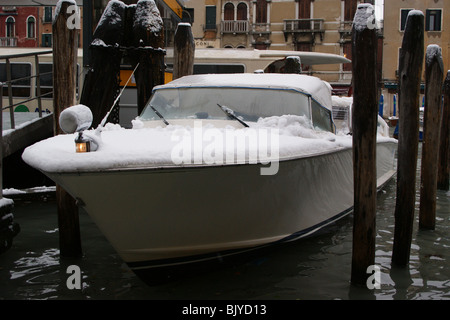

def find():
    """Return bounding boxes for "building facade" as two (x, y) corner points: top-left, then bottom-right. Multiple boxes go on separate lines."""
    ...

(0, 6), (39, 47)
(0, 4), (83, 48)
(382, 0), (450, 118)
(187, 0), (372, 92)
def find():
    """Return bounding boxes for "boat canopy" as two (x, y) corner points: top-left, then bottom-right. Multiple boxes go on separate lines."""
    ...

(152, 73), (333, 111)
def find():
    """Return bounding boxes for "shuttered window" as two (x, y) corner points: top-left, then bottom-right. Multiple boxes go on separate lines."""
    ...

(205, 6), (216, 30)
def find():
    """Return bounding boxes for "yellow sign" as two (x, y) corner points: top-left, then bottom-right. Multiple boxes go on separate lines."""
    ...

(162, 0), (183, 19)
(119, 69), (137, 87)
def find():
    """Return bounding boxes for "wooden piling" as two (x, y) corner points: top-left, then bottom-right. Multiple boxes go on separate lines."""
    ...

(53, 0), (82, 258)
(173, 22), (195, 80)
(391, 11), (424, 267)
(80, 0), (126, 127)
(283, 56), (302, 74)
(438, 71), (450, 191)
(350, 4), (378, 286)
(419, 45), (444, 230)
(130, 0), (165, 115)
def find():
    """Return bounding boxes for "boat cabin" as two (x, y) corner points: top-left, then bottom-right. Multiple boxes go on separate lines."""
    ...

(139, 73), (335, 133)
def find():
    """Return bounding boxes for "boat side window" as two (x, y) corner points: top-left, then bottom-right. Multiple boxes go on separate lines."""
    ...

(311, 99), (333, 132)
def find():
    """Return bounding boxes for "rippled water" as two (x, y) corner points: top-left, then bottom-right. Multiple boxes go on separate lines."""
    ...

(1, 171), (449, 300)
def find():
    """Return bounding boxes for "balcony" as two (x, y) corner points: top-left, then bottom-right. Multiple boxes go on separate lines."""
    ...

(284, 19), (324, 33)
(221, 20), (249, 34)
(283, 19), (325, 43)
(0, 37), (17, 47)
(339, 21), (353, 34)
(251, 23), (271, 35)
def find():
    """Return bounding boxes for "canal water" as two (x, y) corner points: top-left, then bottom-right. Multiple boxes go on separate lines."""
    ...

(1, 164), (449, 301)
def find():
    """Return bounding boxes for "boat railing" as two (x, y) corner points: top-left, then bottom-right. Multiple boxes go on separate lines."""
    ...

(0, 49), (53, 130)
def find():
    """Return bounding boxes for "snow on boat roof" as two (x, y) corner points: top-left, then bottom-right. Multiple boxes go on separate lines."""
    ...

(153, 73), (333, 110)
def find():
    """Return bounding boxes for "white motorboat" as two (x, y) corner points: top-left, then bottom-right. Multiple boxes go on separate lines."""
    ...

(22, 73), (397, 281)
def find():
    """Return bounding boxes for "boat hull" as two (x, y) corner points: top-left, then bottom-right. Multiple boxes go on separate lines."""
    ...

(45, 142), (396, 274)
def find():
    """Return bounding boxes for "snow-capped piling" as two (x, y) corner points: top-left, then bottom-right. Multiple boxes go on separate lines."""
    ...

(173, 23), (195, 80)
(80, 0), (126, 127)
(53, 0), (82, 258)
(391, 10), (424, 267)
(0, 86), (19, 255)
(0, 198), (19, 255)
(130, 0), (165, 115)
(283, 56), (302, 74)
(419, 45), (444, 230)
(80, 0), (165, 124)
(438, 71), (450, 191)
(350, 3), (378, 287)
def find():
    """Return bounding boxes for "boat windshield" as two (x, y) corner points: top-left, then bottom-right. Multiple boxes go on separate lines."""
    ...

(140, 87), (311, 123)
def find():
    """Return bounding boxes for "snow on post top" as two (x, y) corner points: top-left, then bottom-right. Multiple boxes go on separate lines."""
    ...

(55, 0), (78, 21)
(426, 45), (444, 73)
(353, 3), (375, 32)
(133, 0), (163, 33)
(408, 10), (424, 17)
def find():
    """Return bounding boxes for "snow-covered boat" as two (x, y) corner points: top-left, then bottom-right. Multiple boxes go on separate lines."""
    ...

(22, 73), (397, 281)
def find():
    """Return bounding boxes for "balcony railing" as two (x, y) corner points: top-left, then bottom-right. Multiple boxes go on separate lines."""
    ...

(0, 37), (17, 47)
(251, 23), (271, 34)
(221, 20), (249, 34)
(339, 21), (353, 34)
(284, 19), (324, 33)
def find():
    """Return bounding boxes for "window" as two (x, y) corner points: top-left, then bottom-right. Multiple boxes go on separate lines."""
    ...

(224, 3), (234, 21)
(256, 0), (267, 23)
(6, 17), (15, 37)
(141, 87), (311, 122)
(42, 34), (52, 47)
(36, 63), (80, 99)
(27, 16), (36, 38)
(44, 7), (53, 23)
(311, 99), (333, 133)
(426, 9), (442, 31)
(236, 3), (247, 21)
(0, 63), (32, 98)
(193, 64), (245, 74)
(205, 6), (216, 30)
(400, 9), (413, 31)
(344, 0), (358, 22)
(36, 63), (53, 98)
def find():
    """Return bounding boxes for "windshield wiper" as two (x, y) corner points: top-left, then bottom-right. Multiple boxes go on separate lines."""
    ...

(217, 104), (249, 128)
(150, 105), (169, 125)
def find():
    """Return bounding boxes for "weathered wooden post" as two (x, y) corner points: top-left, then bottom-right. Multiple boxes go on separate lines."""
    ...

(130, 0), (165, 115)
(438, 71), (450, 191)
(0, 82), (19, 255)
(173, 22), (195, 80)
(80, 0), (126, 127)
(350, 3), (378, 286)
(419, 45), (444, 230)
(53, 0), (82, 258)
(283, 56), (302, 74)
(391, 11), (424, 267)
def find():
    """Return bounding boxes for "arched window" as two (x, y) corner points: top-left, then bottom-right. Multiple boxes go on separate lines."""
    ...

(27, 16), (36, 38)
(6, 16), (15, 37)
(237, 3), (247, 21)
(224, 3), (234, 21)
